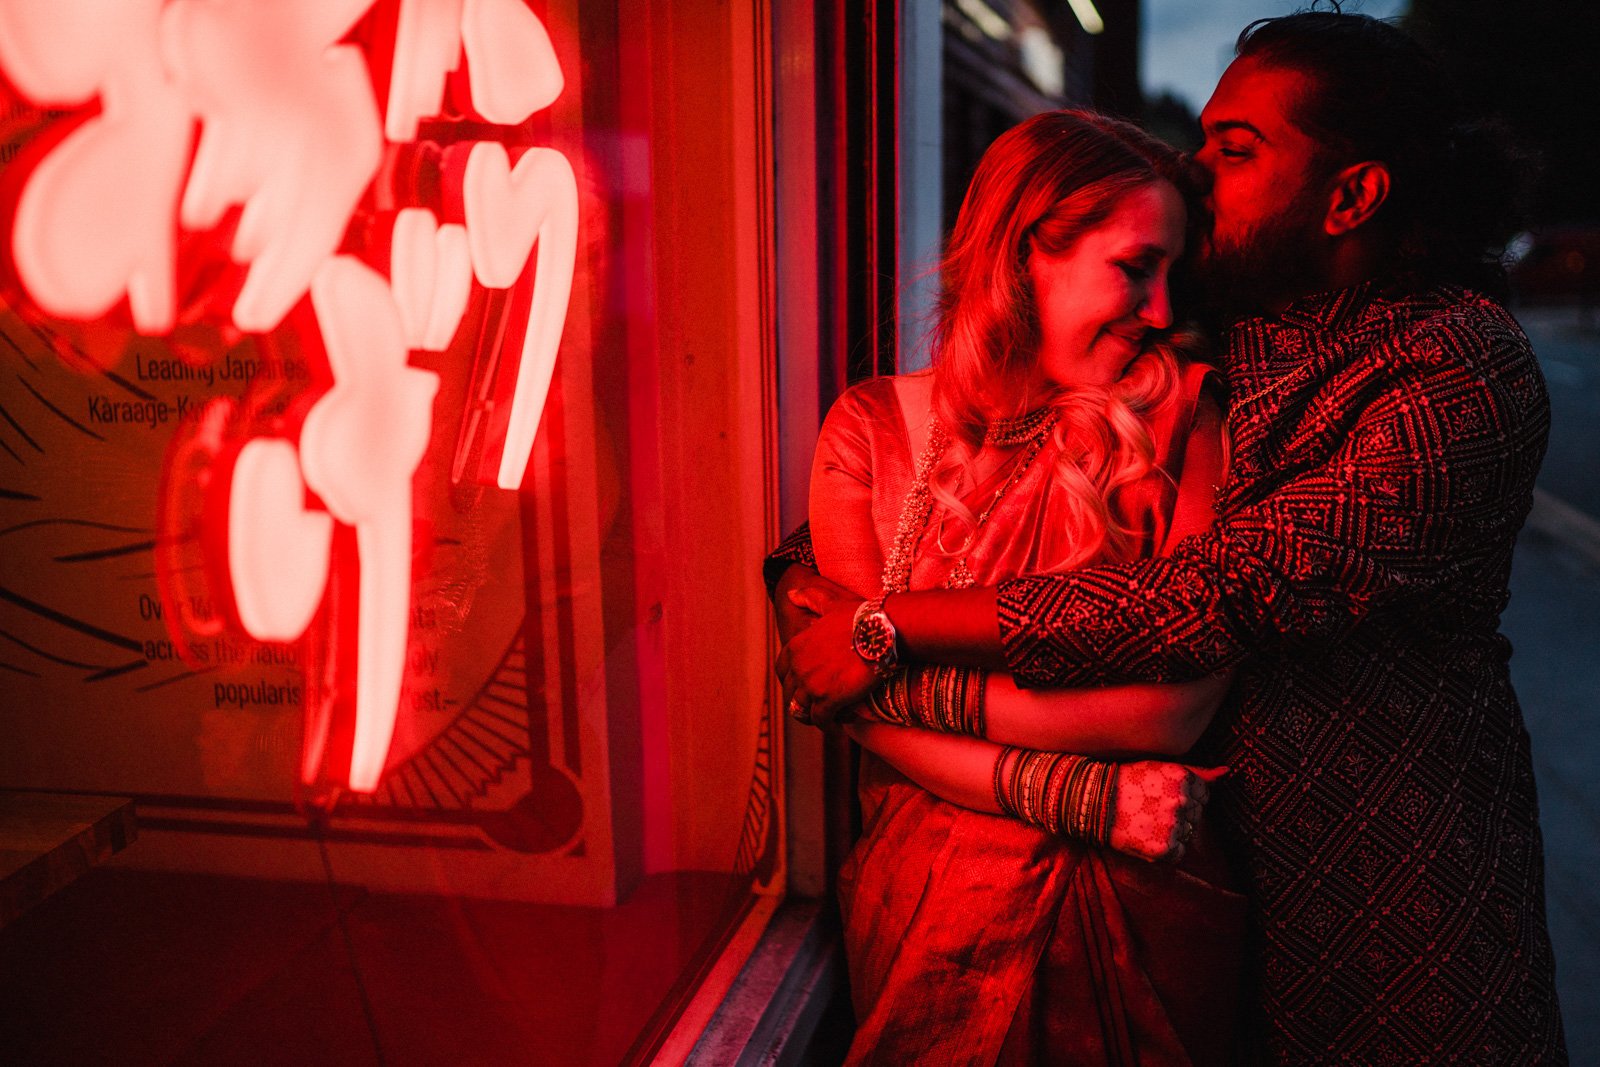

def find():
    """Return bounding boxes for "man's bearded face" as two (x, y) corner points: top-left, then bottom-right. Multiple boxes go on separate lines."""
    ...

(1196, 177), (1327, 322)
(1194, 57), (1334, 322)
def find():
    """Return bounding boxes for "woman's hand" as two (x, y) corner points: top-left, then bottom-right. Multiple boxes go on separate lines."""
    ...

(1109, 762), (1226, 863)
(777, 600), (878, 726)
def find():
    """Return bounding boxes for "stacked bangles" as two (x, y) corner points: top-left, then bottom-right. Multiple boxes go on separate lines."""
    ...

(866, 664), (985, 735)
(993, 747), (1117, 844)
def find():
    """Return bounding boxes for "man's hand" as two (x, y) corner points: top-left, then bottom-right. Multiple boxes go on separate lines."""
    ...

(777, 599), (879, 727)
(773, 565), (854, 646)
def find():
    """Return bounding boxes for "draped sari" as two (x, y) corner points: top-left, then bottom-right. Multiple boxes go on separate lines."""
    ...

(810, 366), (1244, 1066)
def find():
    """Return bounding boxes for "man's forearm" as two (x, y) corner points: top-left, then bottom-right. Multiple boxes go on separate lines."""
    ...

(884, 586), (1007, 669)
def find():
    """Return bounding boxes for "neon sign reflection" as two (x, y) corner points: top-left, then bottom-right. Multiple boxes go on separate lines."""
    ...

(0, 0), (578, 793)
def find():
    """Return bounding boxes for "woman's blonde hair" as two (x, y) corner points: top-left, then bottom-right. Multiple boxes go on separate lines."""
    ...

(928, 110), (1205, 569)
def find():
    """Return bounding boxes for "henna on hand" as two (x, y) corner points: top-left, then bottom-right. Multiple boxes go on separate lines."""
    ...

(1108, 761), (1225, 863)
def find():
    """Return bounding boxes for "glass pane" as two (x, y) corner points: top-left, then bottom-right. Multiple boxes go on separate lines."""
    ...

(0, 2), (780, 1063)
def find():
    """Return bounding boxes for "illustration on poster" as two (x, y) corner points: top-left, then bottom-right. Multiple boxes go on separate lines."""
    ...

(0, 0), (579, 793)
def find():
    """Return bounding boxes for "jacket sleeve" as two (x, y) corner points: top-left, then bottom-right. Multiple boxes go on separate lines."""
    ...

(762, 521), (816, 598)
(998, 311), (1550, 687)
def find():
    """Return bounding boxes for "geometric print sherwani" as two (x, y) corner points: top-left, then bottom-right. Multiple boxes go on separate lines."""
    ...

(997, 283), (1566, 1063)
(767, 283), (1566, 1063)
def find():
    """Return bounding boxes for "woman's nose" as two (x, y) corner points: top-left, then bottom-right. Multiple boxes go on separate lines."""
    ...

(1141, 279), (1172, 329)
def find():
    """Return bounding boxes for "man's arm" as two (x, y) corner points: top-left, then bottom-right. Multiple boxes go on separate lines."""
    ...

(994, 310), (1548, 687)
(980, 669), (1232, 755)
(762, 522), (817, 599)
(780, 309), (1548, 708)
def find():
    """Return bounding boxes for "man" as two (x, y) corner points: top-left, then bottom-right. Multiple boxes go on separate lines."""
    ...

(769, 11), (1566, 1062)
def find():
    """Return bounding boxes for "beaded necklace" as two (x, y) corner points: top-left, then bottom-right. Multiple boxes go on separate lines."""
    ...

(983, 405), (1054, 446)
(880, 409), (1059, 594)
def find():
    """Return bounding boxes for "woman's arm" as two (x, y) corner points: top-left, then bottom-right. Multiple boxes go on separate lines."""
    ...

(857, 393), (1233, 753)
(845, 720), (1216, 863)
(981, 669), (1233, 757)
(861, 661), (1232, 757)
(780, 385), (1230, 726)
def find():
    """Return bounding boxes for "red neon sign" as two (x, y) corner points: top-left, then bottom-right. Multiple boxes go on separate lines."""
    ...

(0, 0), (578, 794)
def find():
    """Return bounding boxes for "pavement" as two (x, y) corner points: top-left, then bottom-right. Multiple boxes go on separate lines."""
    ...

(1504, 305), (1600, 1060)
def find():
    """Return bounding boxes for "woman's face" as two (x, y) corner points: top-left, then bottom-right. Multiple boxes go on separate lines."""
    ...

(1027, 180), (1185, 390)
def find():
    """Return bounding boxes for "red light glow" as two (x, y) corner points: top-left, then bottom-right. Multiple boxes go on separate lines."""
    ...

(0, 0), (578, 794)
(227, 438), (332, 641)
(460, 142), (578, 489)
(391, 208), (473, 352)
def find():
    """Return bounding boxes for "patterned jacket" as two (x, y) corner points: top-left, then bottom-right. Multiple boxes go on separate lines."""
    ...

(768, 283), (1567, 1062)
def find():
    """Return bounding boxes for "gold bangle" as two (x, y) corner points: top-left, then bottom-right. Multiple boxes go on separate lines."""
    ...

(966, 669), (986, 738)
(1013, 752), (1031, 821)
(1097, 763), (1119, 844)
(1063, 757), (1095, 839)
(994, 747), (1020, 817)
(1024, 751), (1049, 825)
(941, 666), (955, 733)
(927, 665), (947, 731)
(951, 667), (969, 734)
(940, 666), (957, 732)
(871, 669), (913, 725)
(1046, 755), (1073, 835)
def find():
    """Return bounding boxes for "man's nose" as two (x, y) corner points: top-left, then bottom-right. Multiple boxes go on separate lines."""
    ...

(1191, 156), (1221, 217)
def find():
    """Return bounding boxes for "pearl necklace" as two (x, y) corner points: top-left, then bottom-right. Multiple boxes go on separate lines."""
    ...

(881, 410), (1058, 593)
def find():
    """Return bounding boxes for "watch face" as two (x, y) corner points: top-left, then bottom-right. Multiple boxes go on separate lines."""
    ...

(853, 610), (896, 667)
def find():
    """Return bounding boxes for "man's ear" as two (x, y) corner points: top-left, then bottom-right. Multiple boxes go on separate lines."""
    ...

(1324, 161), (1390, 236)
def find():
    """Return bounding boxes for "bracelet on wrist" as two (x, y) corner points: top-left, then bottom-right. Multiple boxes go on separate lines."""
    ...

(993, 749), (1116, 845)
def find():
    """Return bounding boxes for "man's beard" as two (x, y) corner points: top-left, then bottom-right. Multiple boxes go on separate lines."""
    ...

(1197, 200), (1327, 326)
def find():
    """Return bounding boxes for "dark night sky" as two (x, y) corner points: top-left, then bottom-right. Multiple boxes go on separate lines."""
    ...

(1141, 0), (1408, 114)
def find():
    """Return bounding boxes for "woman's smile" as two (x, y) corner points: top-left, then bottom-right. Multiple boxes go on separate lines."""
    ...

(1027, 180), (1185, 390)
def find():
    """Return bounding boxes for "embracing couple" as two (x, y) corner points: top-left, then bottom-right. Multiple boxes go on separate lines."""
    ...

(766, 9), (1567, 1065)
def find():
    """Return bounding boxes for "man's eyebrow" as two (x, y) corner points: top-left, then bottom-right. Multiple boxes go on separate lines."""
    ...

(1204, 119), (1267, 142)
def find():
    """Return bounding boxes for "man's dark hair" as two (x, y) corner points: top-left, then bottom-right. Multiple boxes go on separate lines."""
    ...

(1236, 6), (1527, 294)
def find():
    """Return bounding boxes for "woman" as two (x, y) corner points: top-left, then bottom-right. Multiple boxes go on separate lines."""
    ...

(798, 112), (1242, 1064)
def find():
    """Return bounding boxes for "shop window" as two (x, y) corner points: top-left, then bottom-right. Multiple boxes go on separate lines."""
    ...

(0, 1), (783, 1062)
